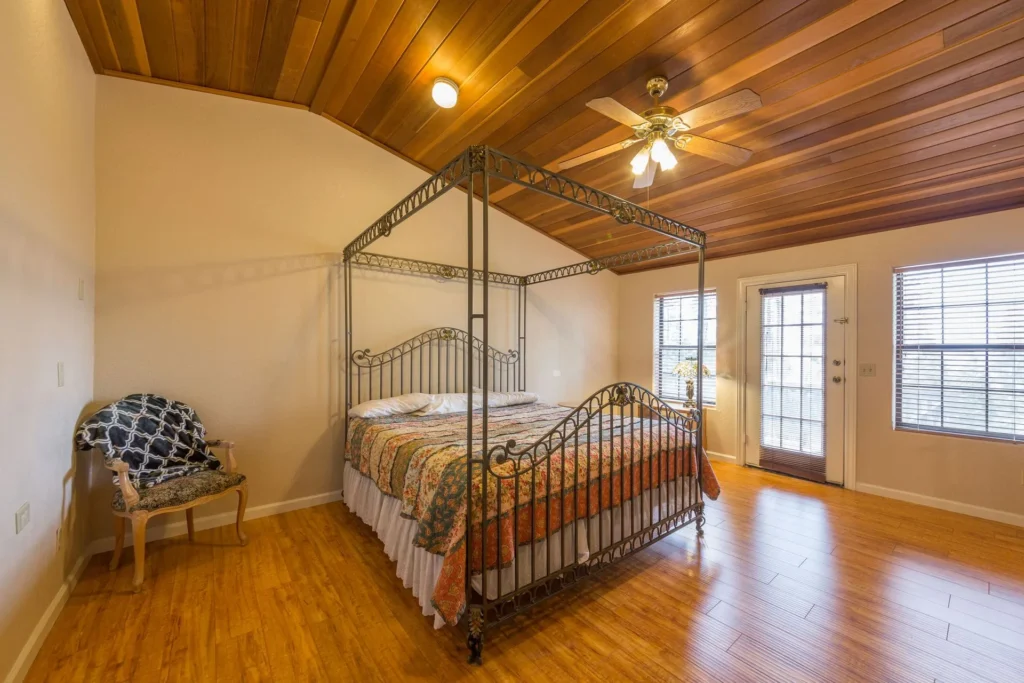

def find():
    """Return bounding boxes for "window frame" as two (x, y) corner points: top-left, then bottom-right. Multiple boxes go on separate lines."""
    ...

(893, 252), (1024, 444)
(653, 289), (717, 407)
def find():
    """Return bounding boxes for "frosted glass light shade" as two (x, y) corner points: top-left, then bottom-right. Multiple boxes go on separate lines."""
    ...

(432, 77), (459, 108)
(630, 145), (651, 175)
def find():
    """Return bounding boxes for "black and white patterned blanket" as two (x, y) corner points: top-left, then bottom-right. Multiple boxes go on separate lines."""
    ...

(76, 394), (221, 489)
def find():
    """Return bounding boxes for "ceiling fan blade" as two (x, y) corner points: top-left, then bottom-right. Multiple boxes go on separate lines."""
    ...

(587, 97), (647, 127)
(679, 135), (753, 166)
(558, 137), (642, 171)
(633, 159), (656, 189)
(675, 89), (762, 129)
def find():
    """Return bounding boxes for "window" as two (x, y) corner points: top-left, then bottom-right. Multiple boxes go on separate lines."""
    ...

(894, 254), (1024, 441)
(654, 291), (716, 405)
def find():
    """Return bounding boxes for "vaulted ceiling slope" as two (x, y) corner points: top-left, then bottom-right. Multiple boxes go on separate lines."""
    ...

(65, 0), (1024, 271)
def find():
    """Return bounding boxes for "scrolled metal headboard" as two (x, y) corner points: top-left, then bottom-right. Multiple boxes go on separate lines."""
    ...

(349, 327), (522, 406)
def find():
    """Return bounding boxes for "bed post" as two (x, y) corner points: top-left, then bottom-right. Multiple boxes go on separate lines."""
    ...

(695, 243), (706, 536)
(519, 281), (527, 391)
(465, 150), (484, 665)
(342, 256), (352, 495)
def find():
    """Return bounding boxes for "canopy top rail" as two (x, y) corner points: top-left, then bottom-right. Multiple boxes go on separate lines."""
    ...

(342, 146), (705, 264)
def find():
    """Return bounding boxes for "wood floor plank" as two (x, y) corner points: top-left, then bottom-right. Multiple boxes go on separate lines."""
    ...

(24, 462), (1024, 681)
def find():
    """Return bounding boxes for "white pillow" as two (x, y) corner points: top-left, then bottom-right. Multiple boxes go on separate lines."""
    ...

(488, 391), (539, 408)
(349, 393), (432, 418)
(413, 391), (539, 416)
(413, 393), (483, 416)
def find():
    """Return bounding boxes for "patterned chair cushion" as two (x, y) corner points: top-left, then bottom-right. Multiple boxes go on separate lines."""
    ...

(76, 394), (221, 490)
(113, 470), (247, 513)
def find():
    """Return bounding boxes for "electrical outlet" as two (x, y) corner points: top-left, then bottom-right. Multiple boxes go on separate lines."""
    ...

(57, 361), (64, 387)
(858, 363), (876, 378)
(552, 369), (561, 377)
(77, 279), (85, 300)
(15, 503), (30, 534)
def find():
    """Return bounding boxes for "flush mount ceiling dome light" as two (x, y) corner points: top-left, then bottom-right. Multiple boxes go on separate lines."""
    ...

(432, 77), (459, 108)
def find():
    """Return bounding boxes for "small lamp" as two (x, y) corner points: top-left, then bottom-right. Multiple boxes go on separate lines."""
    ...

(672, 360), (710, 408)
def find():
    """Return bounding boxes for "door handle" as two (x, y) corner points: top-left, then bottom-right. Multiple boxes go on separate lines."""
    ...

(832, 376), (843, 384)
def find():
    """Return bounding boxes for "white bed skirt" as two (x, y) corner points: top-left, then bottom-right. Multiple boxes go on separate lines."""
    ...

(342, 463), (695, 629)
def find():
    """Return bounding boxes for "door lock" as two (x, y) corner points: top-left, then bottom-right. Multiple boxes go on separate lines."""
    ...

(832, 376), (843, 384)
(832, 360), (842, 366)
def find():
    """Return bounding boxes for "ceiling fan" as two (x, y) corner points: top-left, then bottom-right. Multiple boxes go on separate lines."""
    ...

(559, 77), (762, 189)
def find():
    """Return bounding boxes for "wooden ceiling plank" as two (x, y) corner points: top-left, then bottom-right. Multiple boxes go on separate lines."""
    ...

(519, 0), (1000, 218)
(350, 0), (474, 131)
(79, 0), (122, 70)
(321, 0), (403, 115)
(944, 0), (1024, 46)
(63, 0), (104, 73)
(228, 0), (268, 94)
(672, 126), (1024, 227)
(708, 177), (1024, 250)
(689, 141), (1024, 234)
(584, 65), (1024, 233)
(529, 0), (904, 173)
(422, 0), (673, 166)
(732, 26), (1024, 158)
(98, 0), (151, 76)
(549, 89), (1024, 242)
(398, 0), (590, 161)
(170, 0), (204, 85)
(136, 0), (178, 81)
(252, 0), (301, 98)
(519, 0), (822, 166)
(338, 0), (442, 126)
(294, 0), (354, 105)
(309, 0), (377, 115)
(205, 0), (238, 89)
(698, 153), (1024, 238)
(369, 0), (514, 141)
(275, 0), (332, 101)
(487, 0), (815, 205)
(375, 0), (535, 148)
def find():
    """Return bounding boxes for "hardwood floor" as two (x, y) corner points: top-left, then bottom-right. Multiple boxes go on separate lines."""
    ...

(27, 463), (1024, 682)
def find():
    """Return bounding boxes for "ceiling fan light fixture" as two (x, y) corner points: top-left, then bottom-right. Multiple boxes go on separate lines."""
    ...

(650, 137), (677, 170)
(431, 77), (459, 108)
(630, 144), (651, 175)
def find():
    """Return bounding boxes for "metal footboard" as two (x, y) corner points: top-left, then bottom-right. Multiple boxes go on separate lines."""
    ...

(464, 382), (705, 662)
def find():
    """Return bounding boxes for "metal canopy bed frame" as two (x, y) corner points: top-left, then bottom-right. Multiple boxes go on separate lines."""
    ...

(342, 146), (708, 664)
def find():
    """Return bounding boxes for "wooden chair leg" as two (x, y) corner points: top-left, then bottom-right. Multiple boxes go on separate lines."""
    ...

(132, 513), (149, 592)
(110, 515), (126, 571)
(186, 508), (195, 542)
(235, 483), (249, 546)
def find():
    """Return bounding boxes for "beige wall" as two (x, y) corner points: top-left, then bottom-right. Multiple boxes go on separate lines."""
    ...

(92, 77), (618, 540)
(619, 208), (1024, 517)
(0, 1), (96, 680)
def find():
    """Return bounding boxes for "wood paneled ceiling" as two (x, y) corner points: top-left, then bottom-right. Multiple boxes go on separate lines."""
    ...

(65, 0), (1024, 271)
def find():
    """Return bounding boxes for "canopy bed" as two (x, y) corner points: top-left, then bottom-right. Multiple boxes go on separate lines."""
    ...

(341, 146), (714, 664)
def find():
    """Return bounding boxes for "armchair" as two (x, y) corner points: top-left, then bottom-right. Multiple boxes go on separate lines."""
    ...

(77, 394), (248, 591)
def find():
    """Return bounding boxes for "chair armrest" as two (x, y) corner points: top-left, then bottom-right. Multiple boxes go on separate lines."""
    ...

(208, 439), (238, 474)
(105, 460), (140, 510)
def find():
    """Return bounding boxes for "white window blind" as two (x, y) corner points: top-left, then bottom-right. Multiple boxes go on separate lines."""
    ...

(894, 254), (1024, 441)
(654, 291), (716, 405)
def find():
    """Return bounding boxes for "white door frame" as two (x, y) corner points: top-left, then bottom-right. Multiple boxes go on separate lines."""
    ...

(735, 264), (858, 490)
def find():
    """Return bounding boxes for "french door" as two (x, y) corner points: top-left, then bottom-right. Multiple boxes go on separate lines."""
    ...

(743, 277), (846, 484)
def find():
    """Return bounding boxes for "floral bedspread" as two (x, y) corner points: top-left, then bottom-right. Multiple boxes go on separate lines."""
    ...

(345, 403), (719, 625)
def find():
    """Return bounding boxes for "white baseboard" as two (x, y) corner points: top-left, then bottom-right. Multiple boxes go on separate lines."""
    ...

(87, 489), (343, 555)
(857, 483), (1024, 529)
(4, 553), (89, 683)
(707, 450), (736, 464)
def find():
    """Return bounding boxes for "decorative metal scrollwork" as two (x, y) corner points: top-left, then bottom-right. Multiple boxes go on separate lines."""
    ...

(350, 327), (519, 368)
(611, 201), (635, 225)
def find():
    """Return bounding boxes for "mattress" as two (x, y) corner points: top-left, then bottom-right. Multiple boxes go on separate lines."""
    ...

(344, 402), (719, 626)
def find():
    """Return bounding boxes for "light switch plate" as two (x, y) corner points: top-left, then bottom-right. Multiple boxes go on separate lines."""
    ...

(15, 503), (30, 534)
(552, 370), (561, 377)
(858, 363), (876, 378)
